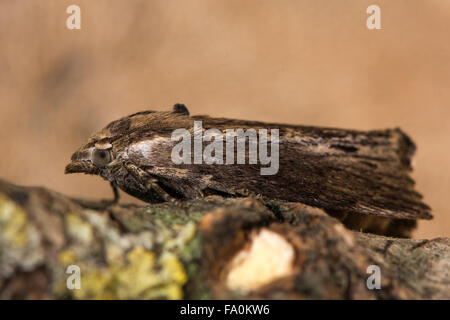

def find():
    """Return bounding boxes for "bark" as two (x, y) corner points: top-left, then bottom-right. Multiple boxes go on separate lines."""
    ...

(0, 178), (448, 299)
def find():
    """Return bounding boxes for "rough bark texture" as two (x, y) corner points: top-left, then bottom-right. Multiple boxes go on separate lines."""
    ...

(0, 178), (448, 300)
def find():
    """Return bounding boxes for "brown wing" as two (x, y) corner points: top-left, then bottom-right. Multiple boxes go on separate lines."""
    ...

(167, 120), (431, 221)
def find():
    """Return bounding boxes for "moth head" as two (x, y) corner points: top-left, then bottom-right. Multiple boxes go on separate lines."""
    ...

(65, 140), (115, 174)
(65, 104), (191, 175)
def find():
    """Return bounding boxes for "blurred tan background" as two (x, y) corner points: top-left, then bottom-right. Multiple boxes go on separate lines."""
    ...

(0, 0), (449, 238)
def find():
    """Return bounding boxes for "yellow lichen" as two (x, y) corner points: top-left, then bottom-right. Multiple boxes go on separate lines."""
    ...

(164, 221), (196, 251)
(160, 251), (188, 285)
(68, 246), (187, 300)
(58, 249), (77, 265)
(65, 212), (94, 244)
(72, 269), (114, 299)
(0, 194), (29, 247)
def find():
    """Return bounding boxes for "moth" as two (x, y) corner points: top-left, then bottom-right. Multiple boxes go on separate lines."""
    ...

(66, 104), (431, 237)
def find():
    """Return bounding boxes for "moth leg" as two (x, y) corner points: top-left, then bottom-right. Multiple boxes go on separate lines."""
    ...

(234, 188), (258, 197)
(123, 162), (178, 203)
(74, 182), (120, 210)
(110, 182), (120, 204)
(97, 182), (120, 208)
(147, 178), (181, 204)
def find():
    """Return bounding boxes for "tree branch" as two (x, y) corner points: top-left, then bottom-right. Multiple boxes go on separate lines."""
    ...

(0, 179), (448, 299)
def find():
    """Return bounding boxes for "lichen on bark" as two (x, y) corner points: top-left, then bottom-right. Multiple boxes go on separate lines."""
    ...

(0, 178), (448, 299)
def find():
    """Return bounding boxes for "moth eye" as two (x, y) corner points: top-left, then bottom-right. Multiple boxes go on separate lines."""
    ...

(92, 148), (112, 168)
